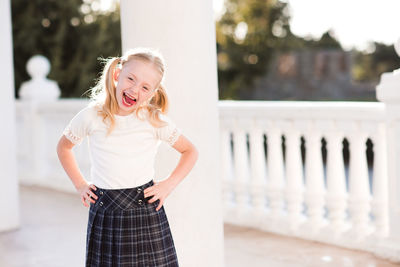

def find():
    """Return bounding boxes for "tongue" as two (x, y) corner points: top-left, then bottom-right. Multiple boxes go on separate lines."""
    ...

(125, 94), (135, 105)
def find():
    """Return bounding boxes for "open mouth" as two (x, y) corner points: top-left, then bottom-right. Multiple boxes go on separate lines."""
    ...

(122, 92), (137, 107)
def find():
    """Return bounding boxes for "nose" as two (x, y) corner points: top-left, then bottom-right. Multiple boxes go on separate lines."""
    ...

(127, 84), (139, 94)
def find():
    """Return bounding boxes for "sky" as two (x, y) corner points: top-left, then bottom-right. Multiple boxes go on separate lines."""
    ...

(213, 0), (400, 51)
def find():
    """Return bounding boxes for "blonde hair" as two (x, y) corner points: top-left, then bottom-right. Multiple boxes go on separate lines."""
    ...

(90, 48), (170, 134)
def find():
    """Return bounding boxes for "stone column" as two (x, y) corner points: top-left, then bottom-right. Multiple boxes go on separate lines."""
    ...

(120, 1), (223, 266)
(0, 0), (20, 231)
(376, 37), (400, 260)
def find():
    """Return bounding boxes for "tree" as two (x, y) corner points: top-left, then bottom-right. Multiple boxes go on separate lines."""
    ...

(216, 0), (291, 99)
(11, 0), (121, 98)
(353, 42), (400, 82)
(215, 0), (345, 100)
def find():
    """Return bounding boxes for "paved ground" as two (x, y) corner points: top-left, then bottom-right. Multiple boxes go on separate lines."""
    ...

(0, 185), (399, 267)
(224, 224), (399, 267)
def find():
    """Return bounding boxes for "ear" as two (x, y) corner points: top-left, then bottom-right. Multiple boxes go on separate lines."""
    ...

(113, 68), (121, 83)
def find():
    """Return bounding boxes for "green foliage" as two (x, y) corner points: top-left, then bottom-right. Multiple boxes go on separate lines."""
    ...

(11, 0), (121, 98)
(353, 42), (400, 82)
(216, 0), (288, 99)
(215, 0), (343, 100)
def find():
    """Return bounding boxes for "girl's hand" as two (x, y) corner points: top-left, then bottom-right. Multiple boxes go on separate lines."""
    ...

(143, 179), (176, 211)
(77, 183), (98, 207)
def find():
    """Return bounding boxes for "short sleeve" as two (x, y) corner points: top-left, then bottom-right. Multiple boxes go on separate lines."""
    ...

(156, 114), (182, 146)
(63, 106), (95, 145)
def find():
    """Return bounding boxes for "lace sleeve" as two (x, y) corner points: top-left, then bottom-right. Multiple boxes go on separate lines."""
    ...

(62, 106), (94, 145)
(63, 126), (83, 145)
(166, 127), (182, 146)
(156, 114), (182, 146)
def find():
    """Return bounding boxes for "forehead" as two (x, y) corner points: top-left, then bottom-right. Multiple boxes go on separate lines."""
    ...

(121, 59), (161, 86)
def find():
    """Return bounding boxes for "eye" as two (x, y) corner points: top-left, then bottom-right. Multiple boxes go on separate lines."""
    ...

(143, 87), (149, 91)
(128, 77), (134, 81)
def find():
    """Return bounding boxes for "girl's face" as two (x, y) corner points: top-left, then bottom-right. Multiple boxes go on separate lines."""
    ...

(114, 59), (161, 116)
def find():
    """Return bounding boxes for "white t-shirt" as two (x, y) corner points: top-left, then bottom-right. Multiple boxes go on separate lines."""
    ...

(62, 104), (182, 189)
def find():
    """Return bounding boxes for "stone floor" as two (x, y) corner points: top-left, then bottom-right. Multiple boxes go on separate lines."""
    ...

(0, 185), (399, 267)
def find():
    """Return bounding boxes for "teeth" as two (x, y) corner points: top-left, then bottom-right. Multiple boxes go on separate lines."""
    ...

(122, 95), (132, 106)
(125, 92), (136, 101)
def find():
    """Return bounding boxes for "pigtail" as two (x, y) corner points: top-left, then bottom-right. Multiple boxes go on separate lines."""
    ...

(150, 84), (169, 113)
(90, 57), (120, 134)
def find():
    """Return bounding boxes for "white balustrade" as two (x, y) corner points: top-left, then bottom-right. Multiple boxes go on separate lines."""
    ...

(16, 100), (90, 192)
(218, 100), (396, 261)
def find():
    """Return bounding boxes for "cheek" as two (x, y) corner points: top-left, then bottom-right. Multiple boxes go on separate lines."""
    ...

(115, 87), (123, 101)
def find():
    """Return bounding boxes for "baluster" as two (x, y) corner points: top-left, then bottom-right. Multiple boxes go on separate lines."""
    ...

(304, 125), (325, 233)
(347, 132), (372, 238)
(284, 125), (304, 231)
(220, 119), (235, 219)
(371, 124), (389, 237)
(249, 125), (267, 220)
(265, 126), (285, 218)
(325, 131), (348, 235)
(232, 120), (251, 219)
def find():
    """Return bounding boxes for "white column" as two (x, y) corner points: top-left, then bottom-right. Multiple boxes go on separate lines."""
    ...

(120, 1), (223, 266)
(376, 41), (400, 259)
(0, 0), (20, 231)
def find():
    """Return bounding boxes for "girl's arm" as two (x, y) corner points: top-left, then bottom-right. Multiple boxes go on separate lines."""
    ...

(144, 134), (199, 211)
(168, 135), (199, 187)
(56, 135), (98, 207)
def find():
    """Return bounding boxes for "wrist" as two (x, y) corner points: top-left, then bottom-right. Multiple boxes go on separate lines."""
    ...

(74, 179), (88, 192)
(166, 176), (180, 189)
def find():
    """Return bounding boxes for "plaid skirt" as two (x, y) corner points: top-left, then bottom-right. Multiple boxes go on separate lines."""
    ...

(86, 179), (179, 267)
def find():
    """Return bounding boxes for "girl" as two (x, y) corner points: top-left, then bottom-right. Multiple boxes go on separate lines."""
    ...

(56, 47), (199, 267)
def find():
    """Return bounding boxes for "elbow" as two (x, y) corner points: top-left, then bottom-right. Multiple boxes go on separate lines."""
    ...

(193, 146), (199, 162)
(183, 145), (199, 162)
(56, 136), (73, 157)
(56, 139), (63, 158)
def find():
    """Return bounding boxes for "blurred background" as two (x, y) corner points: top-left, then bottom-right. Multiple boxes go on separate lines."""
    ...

(11, 0), (400, 101)
(5, 0), (400, 266)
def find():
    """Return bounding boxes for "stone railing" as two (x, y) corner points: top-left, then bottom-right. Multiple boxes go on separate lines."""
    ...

(219, 101), (390, 253)
(16, 55), (88, 192)
(16, 99), (90, 192)
(16, 53), (400, 262)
